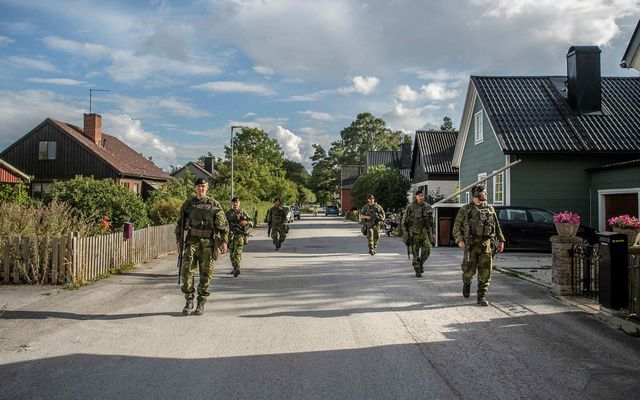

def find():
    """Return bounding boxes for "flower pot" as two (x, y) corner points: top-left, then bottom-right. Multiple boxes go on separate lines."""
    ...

(612, 227), (640, 247)
(555, 222), (579, 237)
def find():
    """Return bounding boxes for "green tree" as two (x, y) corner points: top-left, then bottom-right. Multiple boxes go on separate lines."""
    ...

(338, 113), (411, 164)
(350, 165), (410, 211)
(440, 116), (454, 131)
(283, 160), (310, 186)
(225, 127), (284, 168)
(49, 176), (150, 231)
(146, 175), (195, 225)
(309, 144), (336, 204)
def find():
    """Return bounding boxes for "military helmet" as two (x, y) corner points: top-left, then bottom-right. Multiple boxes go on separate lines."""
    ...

(471, 185), (485, 198)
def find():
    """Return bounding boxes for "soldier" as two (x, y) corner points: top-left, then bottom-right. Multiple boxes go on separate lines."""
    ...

(402, 189), (435, 277)
(452, 184), (505, 306)
(360, 195), (385, 255)
(175, 178), (229, 316)
(265, 197), (287, 250)
(226, 197), (253, 277)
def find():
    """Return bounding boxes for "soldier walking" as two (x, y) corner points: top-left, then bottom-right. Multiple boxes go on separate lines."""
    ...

(402, 189), (435, 277)
(175, 178), (229, 315)
(452, 184), (505, 306)
(226, 197), (253, 277)
(265, 197), (287, 250)
(360, 195), (385, 255)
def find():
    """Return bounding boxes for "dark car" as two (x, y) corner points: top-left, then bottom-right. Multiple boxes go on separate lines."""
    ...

(494, 206), (597, 251)
(290, 205), (301, 220)
(325, 205), (339, 216)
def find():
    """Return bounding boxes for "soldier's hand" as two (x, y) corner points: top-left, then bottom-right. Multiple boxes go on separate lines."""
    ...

(219, 242), (228, 254)
(498, 241), (505, 253)
(457, 241), (465, 249)
(240, 220), (248, 227)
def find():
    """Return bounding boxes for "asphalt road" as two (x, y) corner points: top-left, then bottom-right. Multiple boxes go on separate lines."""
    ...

(1, 216), (640, 400)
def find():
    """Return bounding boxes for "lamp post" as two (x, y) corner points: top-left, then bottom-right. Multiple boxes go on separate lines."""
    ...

(230, 125), (244, 201)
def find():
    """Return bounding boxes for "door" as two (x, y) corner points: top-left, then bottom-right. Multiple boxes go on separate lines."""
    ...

(605, 193), (638, 231)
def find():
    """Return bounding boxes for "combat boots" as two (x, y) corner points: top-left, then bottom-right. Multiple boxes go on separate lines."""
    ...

(477, 295), (489, 306)
(369, 248), (374, 255)
(182, 299), (194, 315)
(194, 300), (205, 315)
(462, 283), (471, 298)
(414, 268), (422, 278)
(419, 263), (424, 273)
(233, 267), (240, 277)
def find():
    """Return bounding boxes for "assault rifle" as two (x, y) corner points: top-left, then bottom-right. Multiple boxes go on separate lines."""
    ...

(230, 221), (252, 237)
(361, 209), (384, 224)
(177, 212), (188, 285)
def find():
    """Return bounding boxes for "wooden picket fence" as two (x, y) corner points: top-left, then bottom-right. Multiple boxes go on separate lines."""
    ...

(0, 224), (175, 285)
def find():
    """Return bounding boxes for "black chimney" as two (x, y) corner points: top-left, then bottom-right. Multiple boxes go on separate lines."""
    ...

(204, 156), (214, 174)
(566, 46), (601, 114)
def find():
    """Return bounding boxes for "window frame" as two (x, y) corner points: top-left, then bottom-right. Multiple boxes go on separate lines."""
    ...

(474, 110), (484, 144)
(38, 141), (56, 160)
(493, 171), (504, 205)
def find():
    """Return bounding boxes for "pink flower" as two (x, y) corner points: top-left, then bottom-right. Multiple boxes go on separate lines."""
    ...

(608, 214), (640, 229)
(553, 210), (580, 225)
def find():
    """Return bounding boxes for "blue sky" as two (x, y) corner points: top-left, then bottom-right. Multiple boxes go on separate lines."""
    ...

(1, 0), (638, 171)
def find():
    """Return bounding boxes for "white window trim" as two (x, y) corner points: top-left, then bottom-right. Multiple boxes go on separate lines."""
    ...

(465, 192), (470, 203)
(493, 171), (504, 205)
(474, 110), (484, 144)
(597, 188), (640, 232)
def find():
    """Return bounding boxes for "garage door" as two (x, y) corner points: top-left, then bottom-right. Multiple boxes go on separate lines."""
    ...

(604, 193), (639, 231)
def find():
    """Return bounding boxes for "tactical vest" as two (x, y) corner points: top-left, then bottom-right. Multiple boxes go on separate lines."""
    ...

(186, 198), (220, 237)
(465, 204), (497, 238)
(410, 203), (432, 231)
(269, 207), (286, 225)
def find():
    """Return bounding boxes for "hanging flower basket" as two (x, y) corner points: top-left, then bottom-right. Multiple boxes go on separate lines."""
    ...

(553, 211), (580, 236)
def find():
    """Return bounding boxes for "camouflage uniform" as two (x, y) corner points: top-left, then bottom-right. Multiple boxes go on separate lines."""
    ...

(176, 196), (229, 304)
(452, 201), (505, 298)
(266, 206), (287, 249)
(402, 201), (435, 274)
(225, 208), (253, 274)
(360, 203), (385, 252)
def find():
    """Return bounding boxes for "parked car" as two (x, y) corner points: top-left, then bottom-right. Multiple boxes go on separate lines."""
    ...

(282, 206), (294, 223)
(494, 206), (597, 251)
(325, 205), (339, 216)
(290, 205), (301, 220)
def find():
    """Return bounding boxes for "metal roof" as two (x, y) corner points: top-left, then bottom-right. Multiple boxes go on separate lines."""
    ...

(414, 130), (458, 174)
(340, 165), (364, 188)
(472, 76), (640, 154)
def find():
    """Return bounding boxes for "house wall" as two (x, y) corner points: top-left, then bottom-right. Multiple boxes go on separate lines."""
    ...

(0, 122), (117, 181)
(173, 166), (210, 181)
(459, 98), (505, 203)
(118, 178), (144, 195)
(341, 188), (354, 214)
(588, 165), (640, 231)
(0, 166), (23, 183)
(510, 154), (627, 229)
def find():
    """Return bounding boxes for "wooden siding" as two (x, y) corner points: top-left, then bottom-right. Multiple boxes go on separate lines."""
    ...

(0, 166), (22, 183)
(1, 122), (118, 181)
(459, 97), (505, 203)
(589, 164), (640, 229)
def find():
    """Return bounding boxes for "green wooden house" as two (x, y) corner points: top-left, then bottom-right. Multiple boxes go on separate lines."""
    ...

(452, 46), (640, 231)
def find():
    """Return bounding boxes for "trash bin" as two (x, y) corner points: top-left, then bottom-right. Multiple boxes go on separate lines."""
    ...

(439, 217), (452, 247)
(123, 222), (133, 240)
(598, 231), (628, 310)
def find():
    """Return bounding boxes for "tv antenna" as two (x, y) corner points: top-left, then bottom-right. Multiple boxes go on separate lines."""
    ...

(89, 88), (110, 114)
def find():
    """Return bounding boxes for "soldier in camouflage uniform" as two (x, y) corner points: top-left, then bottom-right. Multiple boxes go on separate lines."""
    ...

(452, 184), (505, 306)
(402, 189), (435, 277)
(265, 197), (287, 250)
(360, 195), (385, 255)
(226, 197), (253, 277)
(175, 178), (229, 315)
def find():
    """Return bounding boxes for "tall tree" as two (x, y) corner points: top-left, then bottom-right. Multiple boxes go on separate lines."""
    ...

(283, 160), (310, 186)
(309, 144), (336, 204)
(350, 165), (410, 211)
(338, 113), (411, 164)
(225, 127), (284, 168)
(440, 116), (454, 131)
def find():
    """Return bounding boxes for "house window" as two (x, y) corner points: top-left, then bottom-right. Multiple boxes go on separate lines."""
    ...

(493, 172), (504, 204)
(32, 182), (52, 197)
(121, 182), (130, 190)
(474, 111), (484, 144)
(38, 141), (56, 160)
(133, 183), (139, 194)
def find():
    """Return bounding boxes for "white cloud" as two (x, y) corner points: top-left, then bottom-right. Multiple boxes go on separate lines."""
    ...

(253, 65), (275, 75)
(102, 113), (176, 167)
(0, 36), (14, 47)
(191, 81), (276, 96)
(244, 112), (257, 118)
(112, 95), (212, 119)
(26, 77), (86, 86)
(3, 22), (36, 35)
(394, 85), (419, 102)
(338, 76), (380, 95)
(273, 126), (302, 162)
(393, 83), (458, 102)
(8, 56), (57, 72)
(298, 110), (337, 121)
(44, 36), (221, 83)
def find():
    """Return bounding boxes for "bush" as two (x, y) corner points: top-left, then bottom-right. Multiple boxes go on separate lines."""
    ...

(0, 183), (30, 206)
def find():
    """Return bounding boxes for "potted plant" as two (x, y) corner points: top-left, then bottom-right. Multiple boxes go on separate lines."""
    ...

(608, 214), (640, 246)
(553, 210), (580, 236)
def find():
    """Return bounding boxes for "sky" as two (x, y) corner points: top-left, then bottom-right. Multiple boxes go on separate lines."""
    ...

(0, 0), (638, 171)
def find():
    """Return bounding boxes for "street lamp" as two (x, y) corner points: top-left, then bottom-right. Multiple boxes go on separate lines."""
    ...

(230, 125), (245, 201)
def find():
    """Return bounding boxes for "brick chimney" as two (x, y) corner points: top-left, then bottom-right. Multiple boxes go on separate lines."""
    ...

(83, 113), (102, 144)
(204, 156), (214, 174)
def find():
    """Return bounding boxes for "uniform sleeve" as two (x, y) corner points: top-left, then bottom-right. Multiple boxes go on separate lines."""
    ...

(401, 204), (411, 229)
(452, 206), (466, 244)
(215, 208), (229, 243)
(492, 208), (505, 242)
(265, 208), (271, 223)
(175, 200), (188, 242)
(429, 205), (435, 234)
(244, 211), (254, 227)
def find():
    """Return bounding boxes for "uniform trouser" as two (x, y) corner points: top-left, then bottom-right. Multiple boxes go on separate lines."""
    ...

(271, 224), (286, 247)
(409, 232), (431, 268)
(461, 239), (493, 296)
(229, 234), (245, 269)
(367, 225), (380, 249)
(180, 238), (215, 303)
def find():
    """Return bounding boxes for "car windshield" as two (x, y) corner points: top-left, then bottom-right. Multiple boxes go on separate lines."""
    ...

(531, 209), (554, 223)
